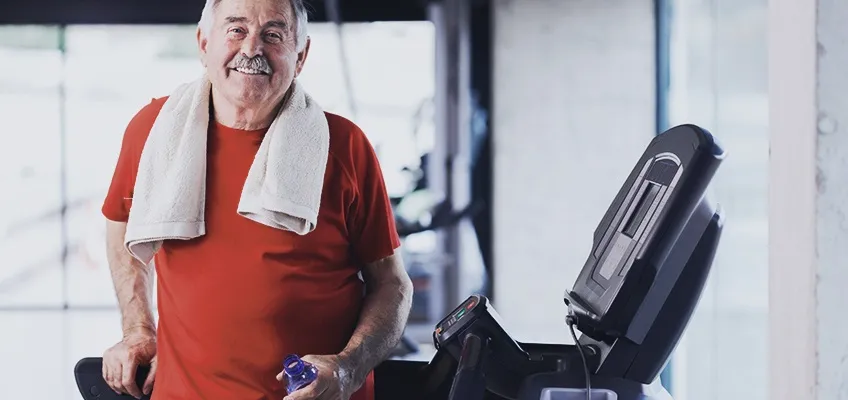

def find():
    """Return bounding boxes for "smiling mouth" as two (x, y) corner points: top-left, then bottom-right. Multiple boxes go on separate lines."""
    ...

(232, 67), (269, 76)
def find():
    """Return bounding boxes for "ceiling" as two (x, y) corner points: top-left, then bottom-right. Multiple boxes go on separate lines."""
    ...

(0, 0), (431, 25)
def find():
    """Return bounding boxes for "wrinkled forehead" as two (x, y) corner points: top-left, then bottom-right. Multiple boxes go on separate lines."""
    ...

(214, 0), (294, 27)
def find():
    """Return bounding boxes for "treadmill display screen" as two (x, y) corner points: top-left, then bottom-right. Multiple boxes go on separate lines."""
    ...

(623, 183), (661, 238)
(435, 296), (480, 338)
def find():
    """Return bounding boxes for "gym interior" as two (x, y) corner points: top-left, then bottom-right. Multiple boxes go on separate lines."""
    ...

(0, 0), (840, 399)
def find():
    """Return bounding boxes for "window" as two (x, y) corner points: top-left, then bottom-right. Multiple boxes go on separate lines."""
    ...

(64, 25), (202, 307)
(666, 0), (769, 399)
(0, 26), (65, 307)
(298, 22), (436, 197)
(0, 23), (435, 308)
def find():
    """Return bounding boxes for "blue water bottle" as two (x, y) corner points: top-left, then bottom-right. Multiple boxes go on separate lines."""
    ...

(283, 354), (319, 394)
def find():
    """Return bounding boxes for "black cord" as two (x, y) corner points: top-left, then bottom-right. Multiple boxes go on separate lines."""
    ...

(566, 315), (591, 400)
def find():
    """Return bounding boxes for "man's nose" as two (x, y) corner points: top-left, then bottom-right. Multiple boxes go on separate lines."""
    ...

(241, 32), (264, 57)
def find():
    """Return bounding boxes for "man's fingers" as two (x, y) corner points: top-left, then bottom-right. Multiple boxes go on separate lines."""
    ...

(142, 358), (157, 395)
(120, 359), (144, 398)
(103, 351), (118, 393)
(109, 362), (124, 394)
(285, 380), (325, 400)
(102, 360), (110, 387)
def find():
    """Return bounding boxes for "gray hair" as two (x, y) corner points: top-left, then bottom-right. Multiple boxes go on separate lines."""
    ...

(198, 0), (309, 52)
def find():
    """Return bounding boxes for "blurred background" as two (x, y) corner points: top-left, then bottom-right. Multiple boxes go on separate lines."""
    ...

(0, 0), (769, 399)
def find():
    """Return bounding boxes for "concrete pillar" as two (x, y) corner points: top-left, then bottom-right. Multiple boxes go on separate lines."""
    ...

(769, 0), (848, 399)
(491, 0), (656, 342)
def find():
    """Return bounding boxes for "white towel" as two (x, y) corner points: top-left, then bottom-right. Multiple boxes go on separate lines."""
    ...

(124, 75), (330, 265)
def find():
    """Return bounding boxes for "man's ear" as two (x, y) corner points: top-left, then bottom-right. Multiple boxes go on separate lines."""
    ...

(294, 36), (311, 77)
(197, 27), (208, 67)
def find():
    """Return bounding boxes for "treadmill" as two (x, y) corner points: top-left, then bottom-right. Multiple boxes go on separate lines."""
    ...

(421, 123), (725, 400)
(73, 124), (724, 400)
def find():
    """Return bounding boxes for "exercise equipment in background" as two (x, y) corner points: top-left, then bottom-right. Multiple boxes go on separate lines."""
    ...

(420, 123), (726, 400)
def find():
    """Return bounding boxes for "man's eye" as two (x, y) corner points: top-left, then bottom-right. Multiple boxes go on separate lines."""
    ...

(266, 32), (283, 41)
(229, 27), (246, 34)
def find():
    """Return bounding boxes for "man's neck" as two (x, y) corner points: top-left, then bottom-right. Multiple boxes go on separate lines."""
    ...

(210, 88), (281, 131)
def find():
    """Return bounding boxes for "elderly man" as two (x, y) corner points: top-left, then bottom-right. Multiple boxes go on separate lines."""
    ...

(99, 0), (413, 399)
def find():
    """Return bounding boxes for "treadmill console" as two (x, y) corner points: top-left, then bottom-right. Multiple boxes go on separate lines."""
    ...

(426, 124), (725, 400)
(434, 295), (487, 344)
(565, 125), (722, 331)
(564, 124), (725, 383)
(433, 295), (535, 399)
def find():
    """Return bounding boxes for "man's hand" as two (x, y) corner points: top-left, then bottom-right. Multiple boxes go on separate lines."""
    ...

(278, 354), (359, 400)
(102, 328), (157, 399)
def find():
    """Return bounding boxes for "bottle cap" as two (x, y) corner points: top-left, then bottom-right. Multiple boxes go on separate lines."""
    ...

(283, 354), (305, 376)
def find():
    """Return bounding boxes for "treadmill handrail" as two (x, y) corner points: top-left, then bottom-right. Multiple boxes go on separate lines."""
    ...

(447, 332), (488, 400)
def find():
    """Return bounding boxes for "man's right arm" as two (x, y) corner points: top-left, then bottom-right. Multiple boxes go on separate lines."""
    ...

(102, 98), (164, 334)
(106, 220), (155, 337)
(103, 221), (158, 398)
(100, 98), (166, 398)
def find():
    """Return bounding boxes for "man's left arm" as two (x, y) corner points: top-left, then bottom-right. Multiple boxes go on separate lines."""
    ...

(282, 121), (412, 400)
(339, 251), (413, 387)
(334, 127), (415, 386)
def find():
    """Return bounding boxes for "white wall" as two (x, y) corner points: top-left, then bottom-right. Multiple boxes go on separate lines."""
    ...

(491, 0), (656, 343)
(770, 0), (848, 398)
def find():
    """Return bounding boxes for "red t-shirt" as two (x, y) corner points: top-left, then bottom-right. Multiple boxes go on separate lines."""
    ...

(102, 97), (400, 400)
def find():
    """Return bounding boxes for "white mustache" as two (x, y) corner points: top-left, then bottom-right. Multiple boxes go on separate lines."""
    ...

(229, 55), (272, 74)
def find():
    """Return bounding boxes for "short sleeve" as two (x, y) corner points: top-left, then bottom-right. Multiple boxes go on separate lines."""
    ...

(347, 128), (401, 265)
(101, 98), (166, 222)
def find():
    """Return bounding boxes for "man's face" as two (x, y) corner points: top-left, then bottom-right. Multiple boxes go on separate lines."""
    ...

(198, 0), (308, 109)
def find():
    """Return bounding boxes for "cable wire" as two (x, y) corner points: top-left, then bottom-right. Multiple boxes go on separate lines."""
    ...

(566, 315), (592, 400)
(323, 0), (358, 119)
